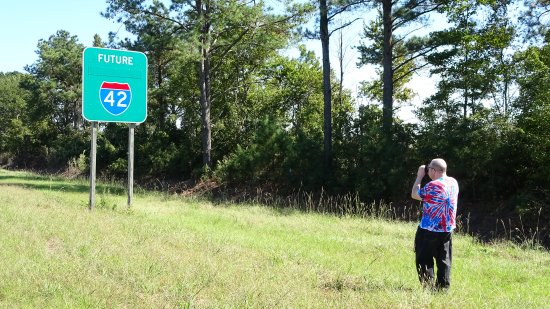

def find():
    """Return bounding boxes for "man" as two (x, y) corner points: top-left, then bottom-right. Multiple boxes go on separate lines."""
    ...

(411, 158), (459, 290)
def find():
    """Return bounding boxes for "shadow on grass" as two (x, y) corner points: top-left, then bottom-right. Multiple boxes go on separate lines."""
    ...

(320, 276), (416, 293)
(0, 175), (126, 195)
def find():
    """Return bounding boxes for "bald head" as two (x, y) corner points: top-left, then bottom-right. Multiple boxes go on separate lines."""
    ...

(430, 158), (447, 174)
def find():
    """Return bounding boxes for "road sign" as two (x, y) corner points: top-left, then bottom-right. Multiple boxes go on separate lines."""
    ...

(82, 47), (147, 123)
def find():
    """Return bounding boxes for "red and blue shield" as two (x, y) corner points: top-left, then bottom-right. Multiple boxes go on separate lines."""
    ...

(99, 82), (132, 116)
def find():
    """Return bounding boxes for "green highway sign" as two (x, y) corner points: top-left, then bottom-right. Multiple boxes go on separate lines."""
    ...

(82, 47), (148, 123)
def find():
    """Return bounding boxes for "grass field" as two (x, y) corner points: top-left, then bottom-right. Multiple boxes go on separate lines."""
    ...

(0, 168), (549, 308)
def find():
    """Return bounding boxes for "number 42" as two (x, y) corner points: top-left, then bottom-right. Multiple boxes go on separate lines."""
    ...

(104, 91), (128, 107)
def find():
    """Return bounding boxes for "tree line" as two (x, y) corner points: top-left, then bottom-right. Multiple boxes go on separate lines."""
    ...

(0, 0), (548, 234)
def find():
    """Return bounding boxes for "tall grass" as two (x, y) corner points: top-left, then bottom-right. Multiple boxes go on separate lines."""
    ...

(214, 184), (549, 249)
(0, 169), (549, 308)
(213, 186), (419, 221)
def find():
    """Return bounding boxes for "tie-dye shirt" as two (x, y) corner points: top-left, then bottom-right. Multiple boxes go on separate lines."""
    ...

(418, 176), (459, 232)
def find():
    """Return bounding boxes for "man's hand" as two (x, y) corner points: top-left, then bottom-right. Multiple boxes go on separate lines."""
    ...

(417, 165), (426, 179)
(411, 165), (425, 201)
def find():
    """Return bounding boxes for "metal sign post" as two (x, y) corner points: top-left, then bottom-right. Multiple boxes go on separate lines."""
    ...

(128, 123), (135, 206)
(89, 122), (98, 210)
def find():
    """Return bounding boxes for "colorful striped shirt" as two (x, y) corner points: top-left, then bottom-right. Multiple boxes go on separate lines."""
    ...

(418, 176), (459, 232)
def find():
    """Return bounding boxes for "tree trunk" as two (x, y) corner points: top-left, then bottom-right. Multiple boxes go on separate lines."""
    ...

(157, 55), (166, 128)
(337, 25), (344, 106)
(198, 0), (212, 169)
(199, 50), (212, 169)
(382, 0), (393, 137)
(463, 90), (468, 118)
(320, 0), (332, 177)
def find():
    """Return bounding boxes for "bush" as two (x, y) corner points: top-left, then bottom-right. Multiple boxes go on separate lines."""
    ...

(215, 116), (292, 184)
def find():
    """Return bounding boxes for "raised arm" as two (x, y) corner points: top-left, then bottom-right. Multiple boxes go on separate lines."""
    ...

(411, 165), (425, 201)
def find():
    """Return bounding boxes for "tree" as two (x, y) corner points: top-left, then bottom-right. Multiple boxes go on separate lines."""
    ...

(18, 30), (87, 168)
(104, 0), (298, 170)
(521, 0), (550, 41)
(306, 0), (363, 179)
(24, 30), (85, 132)
(215, 48), (327, 188)
(0, 72), (29, 160)
(514, 44), (550, 192)
(415, 0), (526, 202)
(358, 0), (446, 136)
(358, 16), (416, 108)
(423, 0), (515, 120)
(320, 0), (333, 176)
(488, 1), (517, 118)
(334, 17), (356, 107)
(93, 34), (106, 48)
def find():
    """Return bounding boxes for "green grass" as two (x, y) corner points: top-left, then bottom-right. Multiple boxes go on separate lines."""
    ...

(0, 169), (549, 308)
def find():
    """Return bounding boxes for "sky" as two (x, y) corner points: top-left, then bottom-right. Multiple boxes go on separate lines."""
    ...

(0, 0), (432, 122)
(0, 1), (125, 72)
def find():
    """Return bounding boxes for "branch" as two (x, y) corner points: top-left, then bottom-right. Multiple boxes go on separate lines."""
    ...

(329, 18), (362, 37)
(393, 61), (429, 84)
(536, 8), (550, 21)
(211, 27), (252, 72)
(392, 3), (443, 31)
(129, 5), (191, 33)
(392, 25), (425, 43)
(327, 0), (369, 20)
(392, 45), (438, 72)
(212, 20), (283, 71)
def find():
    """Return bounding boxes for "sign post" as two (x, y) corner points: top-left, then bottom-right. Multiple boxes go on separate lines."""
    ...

(128, 123), (135, 206)
(82, 47), (147, 209)
(89, 122), (98, 210)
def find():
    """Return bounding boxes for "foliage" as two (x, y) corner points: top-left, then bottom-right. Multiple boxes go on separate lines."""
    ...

(357, 0), (448, 135)
(357, 16), (416, 105)
(521, 0), (550, 41)
(511, 43), (550, 215)
(103, 0), (300, 168)
(215, 116), (292, 183)
(0, 72), (29, 161)
(214, 51), (326, 188)
(425, 0), (515, 118)
(24, 30), (84, 132)
(1, 31), (88, 169)
(338, 104), (418, 202)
